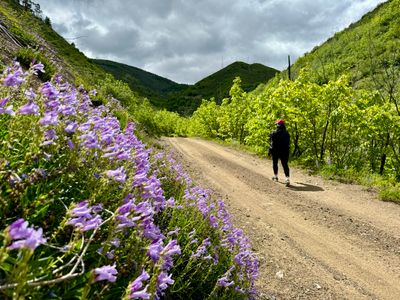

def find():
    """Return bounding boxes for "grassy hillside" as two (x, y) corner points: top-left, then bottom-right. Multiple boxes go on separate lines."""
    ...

(0, 0), (109, 87)
(288, 0), (399, 90)
(92, 59), (189, 107)
(94, 59), (279, 115)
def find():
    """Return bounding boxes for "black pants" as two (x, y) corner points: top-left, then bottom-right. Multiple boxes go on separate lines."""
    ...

(272, 153), (290, 177)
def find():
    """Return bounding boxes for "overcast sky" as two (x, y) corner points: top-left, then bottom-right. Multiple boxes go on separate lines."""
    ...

(35, 0), (386, 84)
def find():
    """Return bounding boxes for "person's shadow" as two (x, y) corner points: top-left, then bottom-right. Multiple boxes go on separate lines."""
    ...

(287, 182), (324, 192)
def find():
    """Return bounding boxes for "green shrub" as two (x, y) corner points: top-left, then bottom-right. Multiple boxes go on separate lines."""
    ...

(379, 184), (400, 203)
(15, 48), (55, 81)
(9, 25), (37, 46)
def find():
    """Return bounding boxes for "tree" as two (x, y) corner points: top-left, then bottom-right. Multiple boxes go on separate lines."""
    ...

(44, 16), (52, 27)
(33, 3), (42, 18)
(21, 0), (32, 11)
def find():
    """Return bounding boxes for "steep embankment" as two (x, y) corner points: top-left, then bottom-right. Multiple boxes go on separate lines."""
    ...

(288, 0), (400, 88)
(0, 0), (107, 86)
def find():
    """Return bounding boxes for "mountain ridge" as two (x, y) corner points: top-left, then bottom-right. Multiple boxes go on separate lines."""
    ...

(93, 59), (279, 115)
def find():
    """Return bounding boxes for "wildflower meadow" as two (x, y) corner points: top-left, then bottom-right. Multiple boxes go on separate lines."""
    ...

(0, 61), (258, 299)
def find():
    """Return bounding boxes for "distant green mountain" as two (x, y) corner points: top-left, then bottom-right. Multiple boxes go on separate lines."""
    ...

(180, 61), (279, 108)
(287, 0), (400, 90)
(92, 59), (189, 107)
(93, 60), (279, 115)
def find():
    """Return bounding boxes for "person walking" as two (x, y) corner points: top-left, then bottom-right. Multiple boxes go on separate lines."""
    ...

(269, 119), (290, 186)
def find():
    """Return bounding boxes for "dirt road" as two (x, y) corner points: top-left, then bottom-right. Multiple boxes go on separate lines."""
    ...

(163, 137), (400, 300)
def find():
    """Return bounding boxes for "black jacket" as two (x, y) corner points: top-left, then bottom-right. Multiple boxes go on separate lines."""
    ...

(269, 125), (290, 156)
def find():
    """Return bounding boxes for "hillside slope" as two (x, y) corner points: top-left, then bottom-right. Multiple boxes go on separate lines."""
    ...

(288, 0), (399, 90)
(0, 0), (108, 87)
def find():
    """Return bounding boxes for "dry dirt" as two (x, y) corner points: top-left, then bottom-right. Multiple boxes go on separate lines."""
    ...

(162, 137), (400, 300)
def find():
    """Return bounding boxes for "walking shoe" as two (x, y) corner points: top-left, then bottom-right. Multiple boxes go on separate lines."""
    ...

(285, 177), (290, 186)
(272, 175), (278, 182)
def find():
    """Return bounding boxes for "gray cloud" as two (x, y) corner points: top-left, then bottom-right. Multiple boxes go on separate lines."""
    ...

(36, 0), (385, 84)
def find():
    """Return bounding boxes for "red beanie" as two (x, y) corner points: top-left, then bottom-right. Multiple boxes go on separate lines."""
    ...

(275, 119), (285, 125)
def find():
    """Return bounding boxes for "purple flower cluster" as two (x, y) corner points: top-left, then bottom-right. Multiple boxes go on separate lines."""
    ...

(6, 219), (46, 250)
(128, 269), (150, 299)
(93, 264), (118, 283)
(2, 61), (25, 87)
(105, 166), (127, 183)
(67, 201), (103, 232)
(159, 152), (260, 293)
(0, 97), (15, 116)
(18, 100), (40, 115)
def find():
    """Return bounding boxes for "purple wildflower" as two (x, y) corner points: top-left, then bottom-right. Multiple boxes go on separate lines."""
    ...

(41, 82), (58, 101)
(67, 201), (103, 232)
(129, 286), (150, 300)
(81, 215), (102, 231)
(106, 250), (115, 259)
(92, 203), (103, 213)
(6, 218), (46, 250)
(64, 121), (78, 133)
(0, 97), (9, 107)
(67, 139), (75, 149)
(117, 196), (135, 214)
(116, 214), (139, 230)
(162, 256), (174, 272)
(3, 69), (24, 87)
(156, 272), (174, 294)
(167, 228), (180, 236)
(25, 88), (37, 101)
(217, 276), (234, 287)
(191, 238), (211, 259)
(39, 111), (59, 126)
(42, 129), (58, 146)
(70, 201), (92, 218)
(166, 197), (175, 208)
(93, 264), (118, 283)
(18, 101), (40, 115)
(7, 219), (29, 240)
(147, 240), (163, 262)
(105, 166), (127, 183)
(129, 270), (150, 299)
(31, 62), (45, 74)
(0, 105), (15, 116)
(209, 215), (218, 228)
(161, 239), (181, 257)
(142, 220), (163, 241)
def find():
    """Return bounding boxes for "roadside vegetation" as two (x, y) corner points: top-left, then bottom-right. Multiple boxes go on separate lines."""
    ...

(0, 1), (258, 299)
(0, 61), (258, 299)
